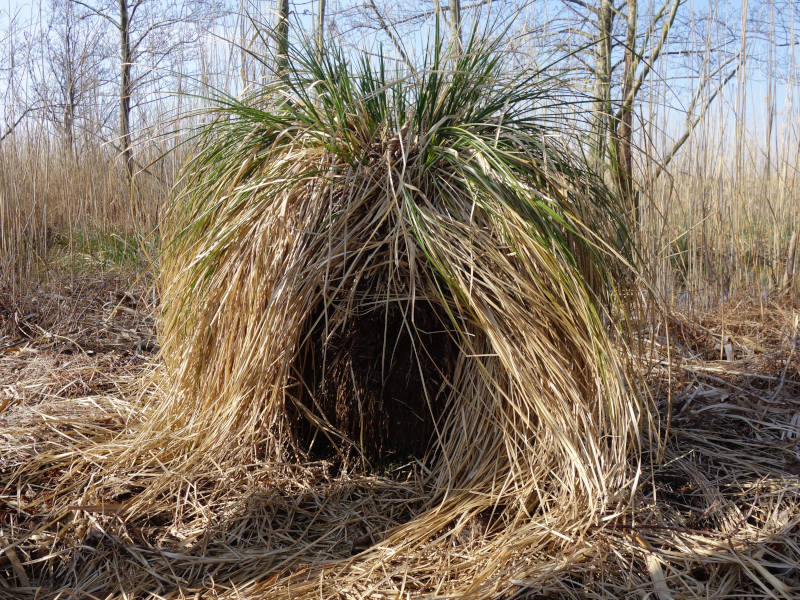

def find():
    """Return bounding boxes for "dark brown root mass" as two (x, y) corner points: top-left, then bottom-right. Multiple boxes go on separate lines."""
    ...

(290, 299), (458, 464)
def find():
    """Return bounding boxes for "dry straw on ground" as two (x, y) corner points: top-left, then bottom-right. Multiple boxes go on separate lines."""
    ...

(0, 34), (798, 600)
(2, 282), (798, 598)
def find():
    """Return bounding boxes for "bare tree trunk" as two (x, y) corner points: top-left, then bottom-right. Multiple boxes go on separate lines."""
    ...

(119, 0), (133, 180)
(590, 0), (613, 172)
(615, 0), (637, 221)
(276, 0), (289, 76)
(64, 62), (76, 158)
(450, 0), (461, 54)
(315, 0), (325, 61)
(63, 2), (76, 158)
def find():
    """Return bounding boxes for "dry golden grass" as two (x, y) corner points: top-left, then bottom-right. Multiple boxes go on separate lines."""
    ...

(0, 25), (798, 600)
(639, 160), (800, 310)
(0, 36), (652, 599)
(0, 137), (165, 302)
(0, 282), (798, 598)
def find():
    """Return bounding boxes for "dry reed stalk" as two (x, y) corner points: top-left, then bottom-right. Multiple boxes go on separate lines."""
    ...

(0, 131), (166, 303)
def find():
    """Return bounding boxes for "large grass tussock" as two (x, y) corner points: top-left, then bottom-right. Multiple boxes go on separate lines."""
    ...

(149, 33), (643, 593)
(0, 34), (648, 599)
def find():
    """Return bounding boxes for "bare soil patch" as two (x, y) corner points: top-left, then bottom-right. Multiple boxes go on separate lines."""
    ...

(0, 272), (156, 420)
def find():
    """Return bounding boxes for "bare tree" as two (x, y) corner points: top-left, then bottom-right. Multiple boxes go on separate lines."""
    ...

(0, 5), (32, 142)
(119, 0), (132, 176)
(276, 0), (289, 75)
(613, 0), (636, 210)
(69, 0), (213, 180)
(589, 0), (613, 171)
(316, 0), (326, 61)
(42, 0), (107, 157)
(450, 0), (461, 53)
(560, 0), (742, 223)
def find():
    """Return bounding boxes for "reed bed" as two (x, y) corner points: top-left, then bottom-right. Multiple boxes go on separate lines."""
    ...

(639, 168), (800, 310)
(0, 133), (165, 302)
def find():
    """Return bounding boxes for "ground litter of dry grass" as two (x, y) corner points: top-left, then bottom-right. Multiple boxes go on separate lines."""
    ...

(0, 272), (797, 598)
